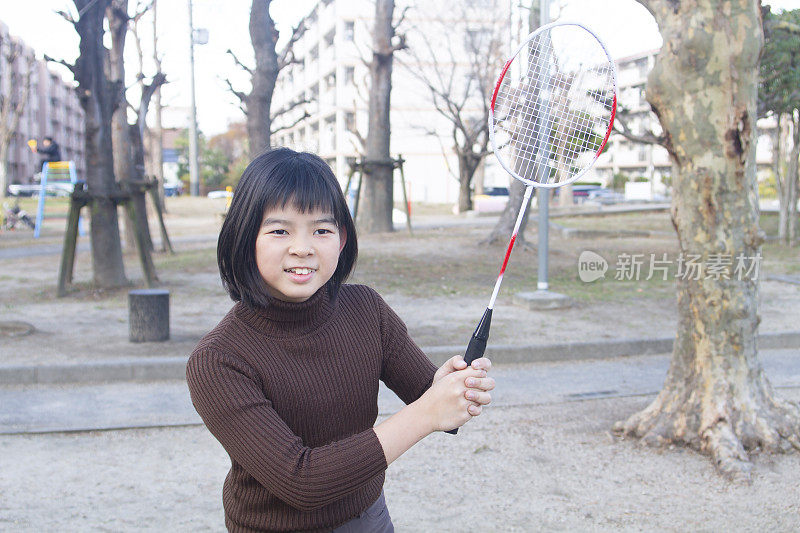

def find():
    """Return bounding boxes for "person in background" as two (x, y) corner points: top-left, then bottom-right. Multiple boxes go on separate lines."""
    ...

(28, 137), (62, 174)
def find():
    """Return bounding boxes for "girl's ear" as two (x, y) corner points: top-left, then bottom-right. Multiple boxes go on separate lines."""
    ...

(339, 227), (347, 253)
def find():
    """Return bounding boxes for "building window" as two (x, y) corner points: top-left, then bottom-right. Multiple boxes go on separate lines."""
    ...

(324, 29), (335, 47)
(344, 66), (355, 85)
(464, 28), (491, 52)
(345, 112), (356, 133)
(343, 21), (355, 42)
(309, 44), (318, 61)
(324, 71), (336, 90)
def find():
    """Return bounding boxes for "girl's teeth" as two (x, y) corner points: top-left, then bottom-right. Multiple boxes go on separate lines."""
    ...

(289, 268), (312, 275)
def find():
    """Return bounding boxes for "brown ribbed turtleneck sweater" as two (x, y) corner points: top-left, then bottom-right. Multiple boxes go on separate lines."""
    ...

(186, 284), (437, 532)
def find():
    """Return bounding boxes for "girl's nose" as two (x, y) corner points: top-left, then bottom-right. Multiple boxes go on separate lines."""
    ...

(289, 239), (313, 256)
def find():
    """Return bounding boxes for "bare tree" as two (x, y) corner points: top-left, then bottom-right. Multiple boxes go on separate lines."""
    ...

(0, 37), (33, 197)
(759, 6), (800, 245)
(107, 0), (165, 265)
(359, 0), (406, 233)
(225, 0), (307, 157)
(613, 0), (800, 481)
(48, 0), (127, 288)
(486, 0), (541, 246)
(402, 0), (505, 214)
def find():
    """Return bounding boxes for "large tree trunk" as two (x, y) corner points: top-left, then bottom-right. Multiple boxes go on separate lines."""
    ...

(614, 0), (800, 481)
(74, 0), (128, 288)
(108, 0), (138, 253)
(456, 153), (480, 213)
(361, 0), (397, 233)
(247, 0), (279, 157)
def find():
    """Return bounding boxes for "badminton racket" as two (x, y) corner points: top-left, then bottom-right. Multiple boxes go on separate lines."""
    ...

(449, 21), (617, 433)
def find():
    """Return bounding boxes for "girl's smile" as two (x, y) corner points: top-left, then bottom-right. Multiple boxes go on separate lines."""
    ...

(255, 204), (345, 303)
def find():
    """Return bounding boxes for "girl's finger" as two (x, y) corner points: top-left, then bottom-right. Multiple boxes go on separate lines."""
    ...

(452, 356), (467, 370)
(464, 390), (492, 405)
(465, 377), (495, 391)
(468, 404), (482, 416)
(470, 357), (492, 371)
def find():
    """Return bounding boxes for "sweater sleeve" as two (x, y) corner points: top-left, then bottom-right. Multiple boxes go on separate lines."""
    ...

(186, 348), (388, 512)
(374, 291), (438, 404)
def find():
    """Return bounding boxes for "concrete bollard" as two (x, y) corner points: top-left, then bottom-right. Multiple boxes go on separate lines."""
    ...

(128, 289), (170, 342)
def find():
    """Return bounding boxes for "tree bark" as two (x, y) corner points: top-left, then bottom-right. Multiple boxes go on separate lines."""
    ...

(108, 0), (138, 253)
(151, 0), (166, 211)
(74, 0), (128, 288)
(361, 0), (398, 233)
(614, 0), (800, 481)
(457, 153), (480, 213)
(247, 0), (279, 157)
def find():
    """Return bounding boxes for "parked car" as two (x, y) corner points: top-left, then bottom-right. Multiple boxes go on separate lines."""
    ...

(585, 188), (625, 205)
(207, 189), (233, 199)
(7, 182), (74, 197)
(474, 186), (509, 213)
(164, 182), (183, 197)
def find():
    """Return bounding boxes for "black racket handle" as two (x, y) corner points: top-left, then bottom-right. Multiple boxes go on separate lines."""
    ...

(446, 309), (492, 435)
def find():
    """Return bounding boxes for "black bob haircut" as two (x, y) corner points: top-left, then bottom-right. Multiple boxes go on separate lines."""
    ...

(217, 147), (358, 309)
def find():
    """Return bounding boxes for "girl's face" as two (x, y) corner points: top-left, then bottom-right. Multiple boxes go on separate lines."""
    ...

(255, 203), (345, 303)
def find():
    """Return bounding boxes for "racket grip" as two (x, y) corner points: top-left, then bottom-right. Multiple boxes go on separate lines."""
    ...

(446, 308), (492, 435)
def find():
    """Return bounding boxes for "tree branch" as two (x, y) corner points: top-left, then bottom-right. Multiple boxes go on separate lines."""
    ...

(226, 49), (253, 75)
(222, 78), (247, 103)
(270, 111), (310, 135)
(393, 6), (410, 32)
(613, 111), (666, 146)
(136, 72), (167, 135)
(278, 19), (308, 70)
(270, 97), (311, 121)
(55, 9), (77, 25)
(132, 0), (153, 22)
(43, 54), (76, 75)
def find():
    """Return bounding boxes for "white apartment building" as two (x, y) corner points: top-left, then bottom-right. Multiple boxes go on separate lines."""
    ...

(0, 20), (85, 188)
(271, 0), (517, 204)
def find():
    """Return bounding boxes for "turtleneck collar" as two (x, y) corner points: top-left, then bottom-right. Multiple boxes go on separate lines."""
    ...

(233, 285), (337, 338)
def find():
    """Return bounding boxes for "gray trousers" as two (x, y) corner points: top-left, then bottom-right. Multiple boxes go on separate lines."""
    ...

(330, 491), (394, 532)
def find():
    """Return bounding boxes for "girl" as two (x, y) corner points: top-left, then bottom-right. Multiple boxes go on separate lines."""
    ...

(187, 148), (494, 532)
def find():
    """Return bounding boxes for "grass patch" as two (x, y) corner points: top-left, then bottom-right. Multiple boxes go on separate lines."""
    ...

(154, 247), (217, 274)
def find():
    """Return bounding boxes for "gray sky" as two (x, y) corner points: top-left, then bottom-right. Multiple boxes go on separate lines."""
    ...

(1, 1), (794, 136)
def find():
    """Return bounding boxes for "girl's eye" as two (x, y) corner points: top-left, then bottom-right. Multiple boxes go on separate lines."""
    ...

(268, 229), (288, 235)
(315, 228), (333, 235)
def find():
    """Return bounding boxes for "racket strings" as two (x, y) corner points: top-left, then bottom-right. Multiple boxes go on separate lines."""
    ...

(492, 26), (616, 185)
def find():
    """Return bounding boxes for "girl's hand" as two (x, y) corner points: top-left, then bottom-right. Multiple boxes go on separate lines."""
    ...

(416, 367), (491, 432)
(433, 355), (493, 384)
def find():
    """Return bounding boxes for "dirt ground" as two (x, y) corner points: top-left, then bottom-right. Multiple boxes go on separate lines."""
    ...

(1, 394), (799, 531)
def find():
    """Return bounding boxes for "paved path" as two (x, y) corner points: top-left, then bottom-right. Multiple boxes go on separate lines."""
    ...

(2, 349), (798, 435)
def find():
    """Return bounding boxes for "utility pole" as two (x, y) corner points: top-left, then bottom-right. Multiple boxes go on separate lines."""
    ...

(536, 0), (550, 291)
(187, 0), (200, 196)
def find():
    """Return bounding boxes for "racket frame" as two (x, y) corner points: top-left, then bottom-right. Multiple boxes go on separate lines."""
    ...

(488, 20), (618, 189)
